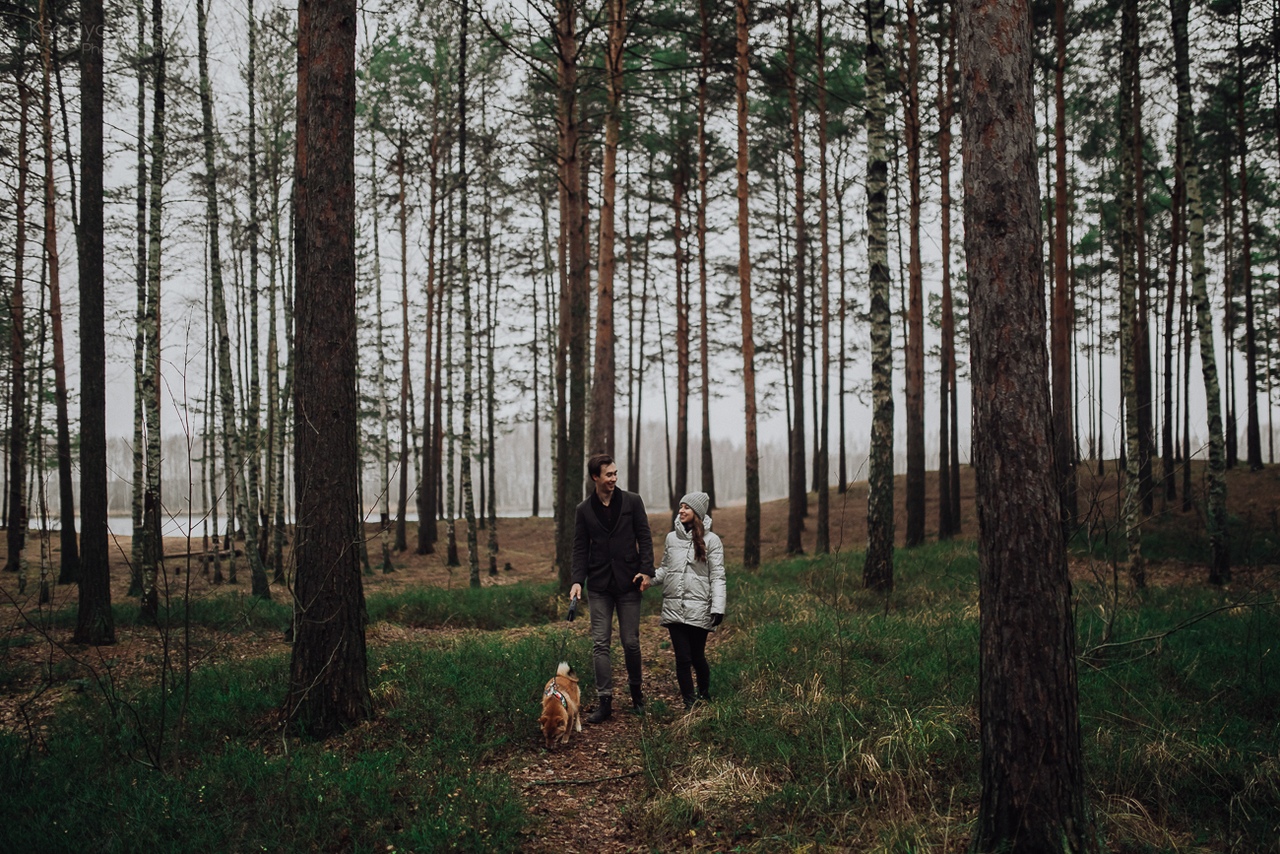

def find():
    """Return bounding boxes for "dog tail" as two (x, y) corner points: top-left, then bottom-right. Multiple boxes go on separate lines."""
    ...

(557, 661), (573, 677)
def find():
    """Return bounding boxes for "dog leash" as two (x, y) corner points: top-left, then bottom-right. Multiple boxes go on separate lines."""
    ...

(555, 594), (579, 662)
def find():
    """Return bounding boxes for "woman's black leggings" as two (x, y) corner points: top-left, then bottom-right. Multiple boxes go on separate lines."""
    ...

(666, 622), (711, 700)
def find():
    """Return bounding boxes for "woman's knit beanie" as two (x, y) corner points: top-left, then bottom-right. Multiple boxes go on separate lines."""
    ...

(679, 492), (710, 521)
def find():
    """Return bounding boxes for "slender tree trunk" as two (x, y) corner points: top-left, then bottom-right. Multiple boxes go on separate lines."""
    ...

(373, 137), (391, 567)
(39, 0), (79, 583)
(836, 143), (848, 497)
(786, 1), (807, 555)
(6, 78), (29, 578)
(459, 0), (479, 587)
(904, 0), (926, 548)
(1052, 0), (1077, 536)
(1163, 105), (1184, 505)
(937, 7), (956, 539)
(1119, 0), (1144, 587)
(815, 0), (831, 554)
(284, 0), (371, 738)
(1174, 0), (1229, 584)
(673, 159), (690, 507)
(737, 0), (760, 567)
(75, 0), (114, 644)
(198, 0), (271, 599)
(1222, 156), (1237, 470)
(590, 0), (624, 459)
(865, 0), (894, 590)
(958, 0), (1095, 846)
(393, 138), (410, 552)
(139, 0), (167, 621)
(129, 0), (146, 596)
(418, 125), (440, 553)
(1237, 9), (1261, 471)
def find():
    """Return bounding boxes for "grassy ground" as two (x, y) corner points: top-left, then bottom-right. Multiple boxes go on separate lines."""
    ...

(2, 463), (1278, 851)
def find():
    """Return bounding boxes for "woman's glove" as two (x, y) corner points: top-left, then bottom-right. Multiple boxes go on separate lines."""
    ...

(710, 613), (723, 627)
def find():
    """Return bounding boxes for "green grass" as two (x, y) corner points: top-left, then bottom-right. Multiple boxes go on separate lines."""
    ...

(0, 628), (592, 853)
(634, 542), (1280, 851)
(3, 543), (1277, 852)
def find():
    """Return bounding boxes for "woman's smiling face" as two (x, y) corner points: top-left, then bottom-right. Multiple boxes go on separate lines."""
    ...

(678, 504), (694, 524)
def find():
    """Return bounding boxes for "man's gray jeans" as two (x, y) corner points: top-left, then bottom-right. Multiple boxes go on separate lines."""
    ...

(589, 587), (642, 697)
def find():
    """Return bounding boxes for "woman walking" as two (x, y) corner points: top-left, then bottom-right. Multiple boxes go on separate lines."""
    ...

(644, 492), (726, 709)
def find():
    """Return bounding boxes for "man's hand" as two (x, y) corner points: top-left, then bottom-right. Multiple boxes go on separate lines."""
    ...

(632, 574), (651, 592)
(570, 583), (582, 600)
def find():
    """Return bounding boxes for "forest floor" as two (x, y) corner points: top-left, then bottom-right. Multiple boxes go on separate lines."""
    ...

(2, 461), (1278, 851)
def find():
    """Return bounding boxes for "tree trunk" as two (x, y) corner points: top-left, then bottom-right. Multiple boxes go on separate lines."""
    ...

(417, 124), (441, 553)
(39, 0), (79, 584)
(75, 0), (114, 644)
(140, 0), (166, 622)
(904, 0), (926, 548)
(673, 159), (690, 507)
(958, 0), (1095, 846)
(590, 0), (625, 460)
(459, 0), (479, 588)
(814, 0), (831, 554)
(373, 136), (392, 568)
(198, 0), (271, 600)
(1119, 0), (1144, 588)
(937, 6), (957, 539)
(1173, 0), (1230, 585)
(6, 76), (29, 578)
(284, 0), (371, 737)
(397, 138), (412, 552)
(129, 0), (146, 596)
(1051, 0), (1077, 536)
(786, 1), (807, 555)
(1237, 7), (1261, 471)
(736, 0), (760, 568)
(865, 0), (894, 591)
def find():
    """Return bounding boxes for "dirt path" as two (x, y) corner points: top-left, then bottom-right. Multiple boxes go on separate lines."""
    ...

(509, 613), (721, 853)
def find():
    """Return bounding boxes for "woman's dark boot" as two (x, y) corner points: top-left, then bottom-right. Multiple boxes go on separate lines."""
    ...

(629, 685), (645, 713)
(682, 694), (696, 711)
(586, 695), (613, 724)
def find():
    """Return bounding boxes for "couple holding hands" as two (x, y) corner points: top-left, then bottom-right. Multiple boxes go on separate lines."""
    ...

(568, 453), (726, 722)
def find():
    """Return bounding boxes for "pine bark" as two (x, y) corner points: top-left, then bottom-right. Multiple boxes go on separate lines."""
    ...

(1119, 0), (1144, 587)
(1052, 0), (1077, 535)
(460, 0), (479, 588)
(39, 0), (79, 583)
(590, 0), (624, 459)
(284, 0), (371, 737)
(697, 0), (716, 509)
(937, 7), (957, 539)
(958, 0), (1095, 846)
(736, 0), (760, 568)
(75, 0), (114, 644)
(785, 1), (807, 555)
(864, 0), (895, 591)
(1237, 8), (1261, 471)
(6, 76), (29, 578)
(140, 0), (166, 621)
(1174, 0), (1230, 584)
(815, 0), (831, 554)
(904, 0), (926, 548)
(417, 120), (441, 553)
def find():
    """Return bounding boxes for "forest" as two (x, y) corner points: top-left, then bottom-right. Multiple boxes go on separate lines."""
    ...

(1, 0), (1279, 849)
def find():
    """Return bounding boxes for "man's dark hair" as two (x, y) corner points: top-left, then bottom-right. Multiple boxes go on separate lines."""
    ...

(587, 453), (615, 479)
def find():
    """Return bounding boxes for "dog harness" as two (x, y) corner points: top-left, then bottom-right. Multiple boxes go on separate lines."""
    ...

(544, 682), (568, 710)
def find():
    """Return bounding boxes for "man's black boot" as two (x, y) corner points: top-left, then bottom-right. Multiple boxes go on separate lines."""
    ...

(586, 695), (613, 724)
(629, 685), (645, 713)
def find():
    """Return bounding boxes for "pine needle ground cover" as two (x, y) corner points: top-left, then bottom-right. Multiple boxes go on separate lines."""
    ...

(2, 544), (1277, 851)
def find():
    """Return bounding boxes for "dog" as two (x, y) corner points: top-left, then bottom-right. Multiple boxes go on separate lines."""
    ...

(539, 661), (581, 748)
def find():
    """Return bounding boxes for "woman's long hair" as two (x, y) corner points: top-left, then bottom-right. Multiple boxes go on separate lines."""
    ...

(689, 513), (707, 563)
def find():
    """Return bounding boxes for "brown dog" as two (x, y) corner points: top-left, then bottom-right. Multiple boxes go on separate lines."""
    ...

(539, 661), (581, 747)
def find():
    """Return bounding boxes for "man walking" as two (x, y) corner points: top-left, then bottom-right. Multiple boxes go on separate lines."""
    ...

(570, 453), (654, 722)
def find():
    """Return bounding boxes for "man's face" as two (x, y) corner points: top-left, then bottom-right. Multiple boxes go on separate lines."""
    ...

(594, 463), (618, 495)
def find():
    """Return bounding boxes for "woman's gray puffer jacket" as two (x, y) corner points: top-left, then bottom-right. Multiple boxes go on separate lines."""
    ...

(652, 515), (726, 630)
